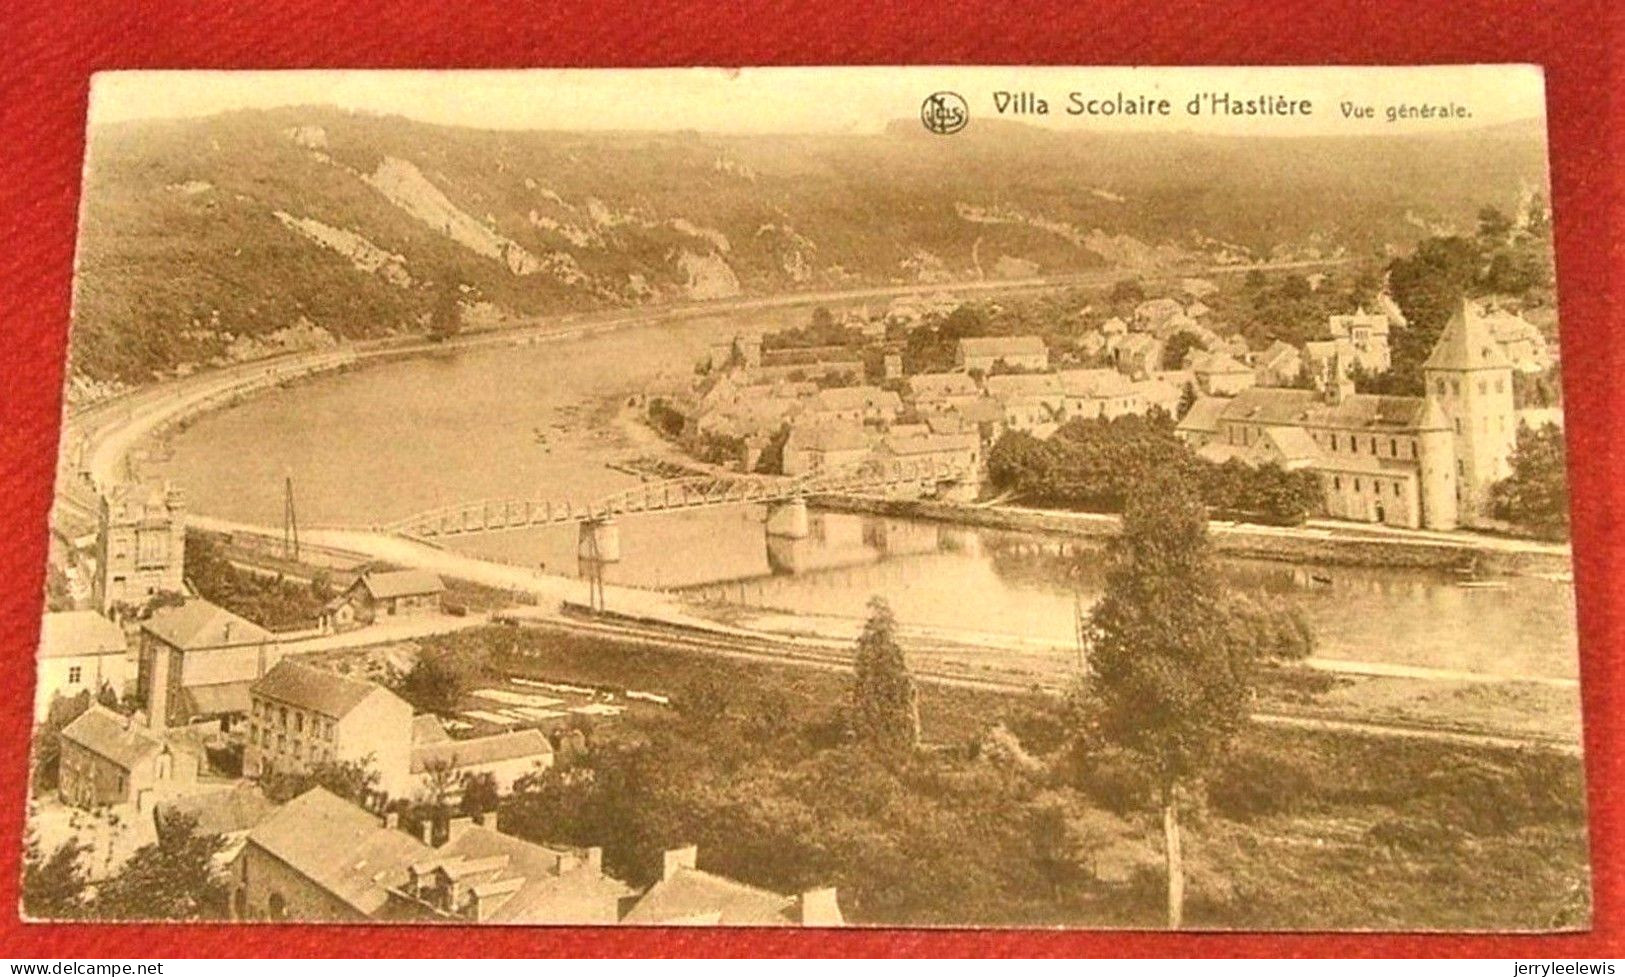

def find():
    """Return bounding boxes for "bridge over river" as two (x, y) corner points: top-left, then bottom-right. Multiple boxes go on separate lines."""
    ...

(386, 455), (976, 542)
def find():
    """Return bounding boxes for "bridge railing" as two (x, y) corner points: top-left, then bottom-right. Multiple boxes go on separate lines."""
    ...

(389, 455), (974, 538)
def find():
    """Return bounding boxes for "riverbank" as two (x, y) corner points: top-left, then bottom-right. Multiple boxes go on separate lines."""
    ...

(809, 494), (1574, 576)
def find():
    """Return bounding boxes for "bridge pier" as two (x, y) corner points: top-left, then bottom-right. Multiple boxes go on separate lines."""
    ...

(764, 497), (810, 540)
(577, 518), (622, 564)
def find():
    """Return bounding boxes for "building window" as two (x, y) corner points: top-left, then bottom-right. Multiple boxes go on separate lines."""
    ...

(1370, 437), (1377, 454)
(1436, 379), (1447, 396)
(1390, 438), (1398, 456)
(1354, 478), (1362, 492)
(1393, 482), (1401, 496)
(1333, 476), (1342, 491)
(1411, 442), (1418, 459)
(67, 666), (82, 684)
(1496, 379), (1505, 394)
(1451, 380), (1461, 395)
(1479, 380), (1487, 395)
(295, 713), (303, 733)
(1454, 419), (1463, 434)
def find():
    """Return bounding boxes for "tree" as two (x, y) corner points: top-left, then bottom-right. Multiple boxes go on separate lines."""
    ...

(1175, 382), (1198, 421)
(429, 283), (463, 341)
(1082, 469), (1311, 928)
(1162, 332), (1203, 371)
(20, 823), (89, 920)
(261, 755), (381, 806)
(395, 652), (475, 714)
(95, 812), (226, 921)
(851, 597), (920, 754)
(1489, 422), (1570, 540)
(418, 756), (461, 810)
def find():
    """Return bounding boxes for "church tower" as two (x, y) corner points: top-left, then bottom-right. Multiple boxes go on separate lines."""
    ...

(1421, 299), (1517, 526)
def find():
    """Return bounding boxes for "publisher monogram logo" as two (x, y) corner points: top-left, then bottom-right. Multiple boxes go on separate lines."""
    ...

(921, 92), (968, 135)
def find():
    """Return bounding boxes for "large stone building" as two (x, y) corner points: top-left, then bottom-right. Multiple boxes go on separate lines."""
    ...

(1177, 300), (1518, 530)
(95, 482), (186, 614)
(244, 660), (415, 800)
(137, 598), (280, 730)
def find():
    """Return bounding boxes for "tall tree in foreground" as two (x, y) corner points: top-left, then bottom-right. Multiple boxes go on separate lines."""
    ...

(1489, 422), (1570, 540)
(1083, 470), (1309, 928)
(20, 822), (89, 920)
(852, 596), (920, 754)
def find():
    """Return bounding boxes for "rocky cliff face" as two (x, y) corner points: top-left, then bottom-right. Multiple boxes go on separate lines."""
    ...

(68, 108), (1547, 383)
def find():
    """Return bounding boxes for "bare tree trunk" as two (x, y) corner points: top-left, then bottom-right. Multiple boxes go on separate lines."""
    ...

(1163, 792), (1184, 930)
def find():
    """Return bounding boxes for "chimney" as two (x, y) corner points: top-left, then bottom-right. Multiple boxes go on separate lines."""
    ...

(384, 811), (400, 830)
(797, 887), (844, 927)
(661, 845), (698, 882)
(474, 811), (500, 834)
(419, 819), (435, 846)
(584, 846), (603, 875)
(446, 816), (474, 843)
(223, 621), (234, 642)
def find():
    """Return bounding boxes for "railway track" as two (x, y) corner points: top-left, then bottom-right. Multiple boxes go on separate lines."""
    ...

(509, 611), (1582, 756)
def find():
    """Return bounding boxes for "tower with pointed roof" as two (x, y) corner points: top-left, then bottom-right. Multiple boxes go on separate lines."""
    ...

(1421, 299), (1517, 525)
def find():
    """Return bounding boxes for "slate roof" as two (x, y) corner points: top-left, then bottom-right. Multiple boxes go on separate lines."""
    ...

(142, 599), (272, 651)
(1191, 352), (1253, 376)
(1058, 369), (1135, 399)
(157, 784), (275, 837)
(1217, 387), (1434, 431)
(38, 611), (127, 660)
(410, 730), (553, 774)
(183, 681), (253, 718)
(1422, 299), (1513, 372)
(245, 787), (433, 917)
(1175, 396), (1232, 435)
(622, 867), (801, 926)
(60, 705), (164, 771)
(785, 421), (870, 454)
(425, 824), (633, 923)
(907, 372), (980, 399)
(984, 373), (1063, 400)
(958, 335), (1047, 359)
(251, 660), (389, 720)
(357, 570), (446, 600)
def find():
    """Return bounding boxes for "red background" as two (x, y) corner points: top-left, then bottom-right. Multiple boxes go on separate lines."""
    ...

(0, 0), (1620, 957)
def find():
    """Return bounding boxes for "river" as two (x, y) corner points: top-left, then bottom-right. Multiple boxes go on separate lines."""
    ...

(148, 312), (1580, 684)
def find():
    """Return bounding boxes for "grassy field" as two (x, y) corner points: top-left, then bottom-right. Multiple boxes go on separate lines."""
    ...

(413, 624), (1591, 929)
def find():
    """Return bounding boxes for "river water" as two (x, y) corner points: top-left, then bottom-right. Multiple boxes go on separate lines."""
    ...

(150, 316), (1580, 683)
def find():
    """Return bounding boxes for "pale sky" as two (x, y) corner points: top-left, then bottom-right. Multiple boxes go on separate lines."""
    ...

(89, 65), (1546, 138)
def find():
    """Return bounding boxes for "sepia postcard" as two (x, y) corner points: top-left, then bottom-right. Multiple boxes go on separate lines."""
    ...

(22, 65), (1585, 930)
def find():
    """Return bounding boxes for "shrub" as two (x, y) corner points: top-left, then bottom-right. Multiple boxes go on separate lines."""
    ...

(1208, 742), (1319, 820)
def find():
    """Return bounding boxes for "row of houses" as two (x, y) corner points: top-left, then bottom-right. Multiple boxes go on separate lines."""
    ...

(36, 568), (448, 726)
(229, 787), (844, 925)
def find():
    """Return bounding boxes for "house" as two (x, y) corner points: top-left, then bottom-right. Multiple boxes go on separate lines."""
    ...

(1190, 351), (1257, 396)
(1254, 341), (1303, 387)
(244, 660), (414, 800)
(95, 481), (186, 614)
(324, 571), (445, 631)
(984, 373), (1065, 437)
(806, 386), (902, 427)
(906, 372), (983, 415)
(1326, 307), (1392, 373)
(410, 729), (554, 803)
(231, 787), (436, 921)
(154, 783), (276, 872)
(1131, 297), (1185, 332)
(1110, 333), (1164, 379)
(137, 598), (279, 730)
(1174, 396), (1230, 448)
(1132, 376), (1184, 417)
(59, 704), (198, 809)
(231, 788), (632, 923)
(1480, 306), (1554, 374)
(955, 336), (1048, 373)
(1058, 369), (1142, 421)
(878, 431), (981, 474)
(781, 422), (871, 476)
(622, 845), (844, 926)
(34, 610), (129, 723)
